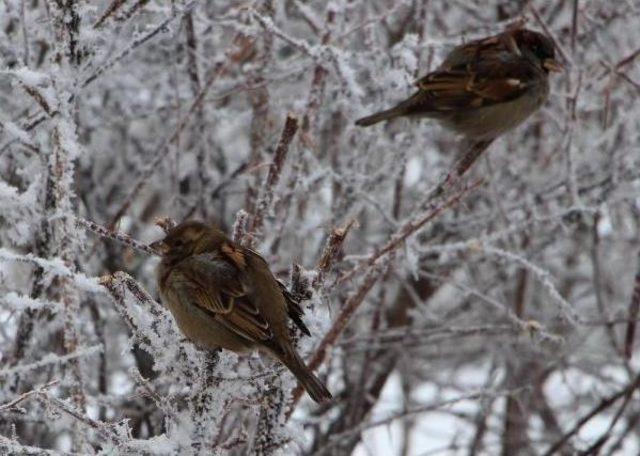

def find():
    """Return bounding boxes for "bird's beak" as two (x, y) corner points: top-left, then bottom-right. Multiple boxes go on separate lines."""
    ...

(543, 58), (563, 73)
(149, 240), (169, 255)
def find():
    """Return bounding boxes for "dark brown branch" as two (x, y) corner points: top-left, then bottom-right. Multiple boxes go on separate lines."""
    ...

(313, 219), (357, 288)
(20, 84), (53, 116)
(247, 115), (299, 241)
(431, 140), (493, 200)
(94, 0), (129, 28)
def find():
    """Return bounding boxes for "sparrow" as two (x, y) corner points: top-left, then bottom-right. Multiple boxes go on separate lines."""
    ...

(355, 28), (562, 140)
(150, 221), (332, 403)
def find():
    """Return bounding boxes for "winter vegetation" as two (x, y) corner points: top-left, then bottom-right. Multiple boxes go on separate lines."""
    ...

(1, 1), (639, 454)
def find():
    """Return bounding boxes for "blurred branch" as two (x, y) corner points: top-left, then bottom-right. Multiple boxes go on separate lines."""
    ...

(35, 392), (123, 445)
(0, 380), (58, 412)
(543, 373), (640, 456)
(84, 4), (196, 87)
(336, 180), (482, 286)
(94, 0), (129, 28)
(592, 212), (622, 356)
(109, 38), (254, 227)
(624, 252), (640, 359)
(319, 388), (524, 453)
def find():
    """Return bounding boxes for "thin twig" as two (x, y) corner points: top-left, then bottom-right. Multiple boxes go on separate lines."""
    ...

(84, 4), (196, 87)
(36, 392), (123, 444)
(313, 219), (357, 288)
(0, 380), (58, 412)
(318, 388), (525, 453)
(109, 39), (254, 227)
(76, 217), (158, 255)
(528, 5), (572, 66)
(93, 0), (129, 28)
(336, 180), (482, 286)
(116, 0), (150, 22)
(592, 212), (622, 355)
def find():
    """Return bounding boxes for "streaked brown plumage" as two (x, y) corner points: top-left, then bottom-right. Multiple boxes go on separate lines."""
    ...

(151, 221), (331, 403)
(356, 28), (562, 140)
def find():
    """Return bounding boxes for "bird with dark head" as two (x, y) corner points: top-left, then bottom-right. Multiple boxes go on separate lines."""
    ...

(150, 221), (332, 403)
(355, 28), (562, 140)
(513, 28), (559, 70)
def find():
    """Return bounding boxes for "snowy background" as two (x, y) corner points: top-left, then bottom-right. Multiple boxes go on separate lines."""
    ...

(1, 0), (640, 454)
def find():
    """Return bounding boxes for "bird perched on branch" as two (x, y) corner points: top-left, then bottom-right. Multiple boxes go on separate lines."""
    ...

(355, 28), (562, 140)
(150, 221), (332, 403)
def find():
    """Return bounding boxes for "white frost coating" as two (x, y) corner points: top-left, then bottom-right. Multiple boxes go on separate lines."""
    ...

(1, 1), (638, 454)
(3, 291), (56, 312)
(56, 117), (83, 160)
(2, 121), (33, 145)
(124, 435), (178, 454)
(0, 344), (103, 378)
(12, 67), (50, 86)
(0, 248), (104, 294)
(0, 181), (19, 201)
(333, 49), (365, 98)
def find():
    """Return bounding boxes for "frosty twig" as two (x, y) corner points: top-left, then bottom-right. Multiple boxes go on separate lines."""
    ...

(76, 217), (158, 255)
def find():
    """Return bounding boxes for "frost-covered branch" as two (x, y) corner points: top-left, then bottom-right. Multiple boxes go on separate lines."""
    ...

(2, 1), (638, 453)
(76, 217), (158, 255)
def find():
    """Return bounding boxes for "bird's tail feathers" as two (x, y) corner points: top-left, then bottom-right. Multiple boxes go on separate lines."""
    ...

(355, 106), (407, 127)
(356, 90), (435, 127)
(281, 350), (332, 404)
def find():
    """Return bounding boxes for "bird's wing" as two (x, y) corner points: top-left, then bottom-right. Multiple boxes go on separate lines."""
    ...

(243, 249), (312, 337)
(276, 279), (311, 336)
(437, 31), (522, 71)
(169, 253), (272, 342)
(406, 28), (539, 113)
(411, 54), (539, 112)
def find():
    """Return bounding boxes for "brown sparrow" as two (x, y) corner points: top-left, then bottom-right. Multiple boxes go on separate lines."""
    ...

(355, 28), (562, 140)
(150, 221), (332, 403)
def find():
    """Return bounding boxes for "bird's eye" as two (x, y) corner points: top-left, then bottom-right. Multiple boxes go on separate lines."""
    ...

(173, 239), (184, 247)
